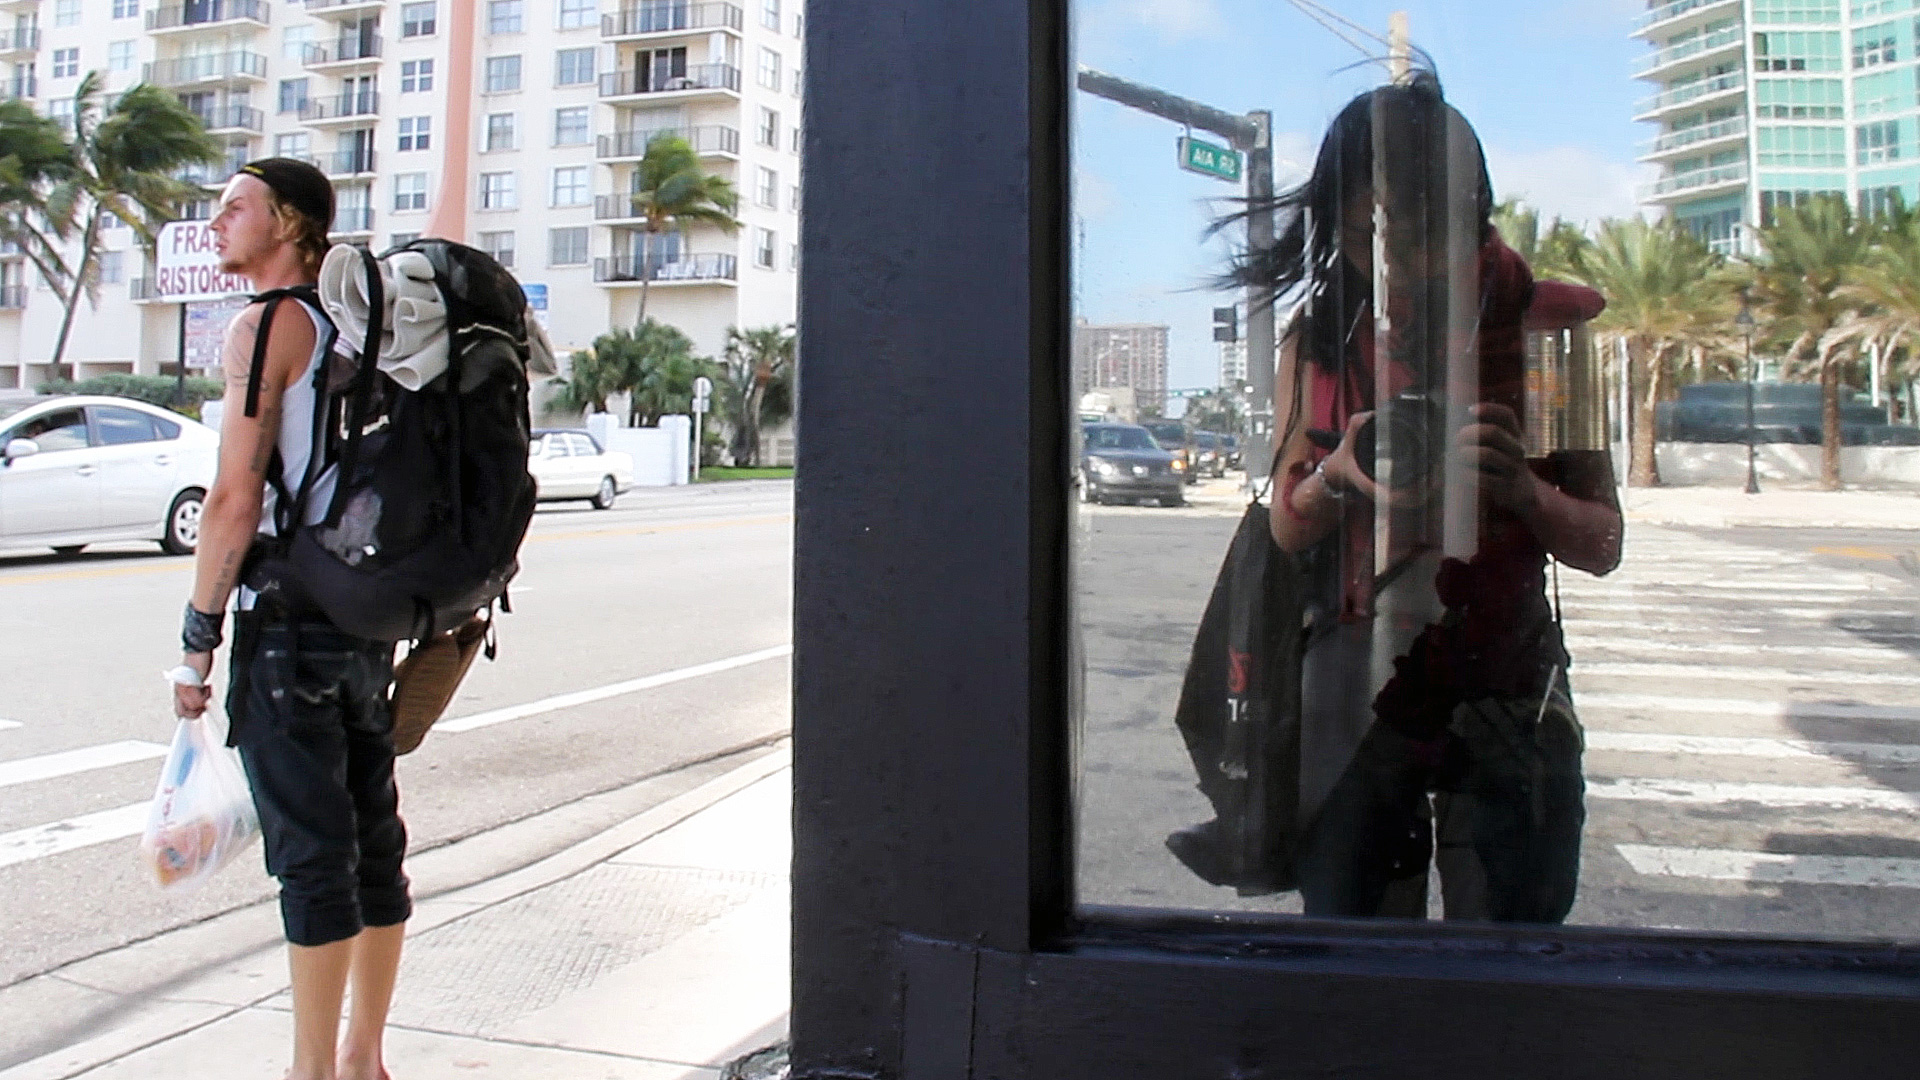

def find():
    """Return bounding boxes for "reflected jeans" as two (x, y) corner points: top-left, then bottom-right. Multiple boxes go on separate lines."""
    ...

(1295, 691), (1585, 923)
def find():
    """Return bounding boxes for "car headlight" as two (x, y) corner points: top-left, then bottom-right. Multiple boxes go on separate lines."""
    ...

(1170, 459), (1186, 472)
(1092, 459), (1119, 477)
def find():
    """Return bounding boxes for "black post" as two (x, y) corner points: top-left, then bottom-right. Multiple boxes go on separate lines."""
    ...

(1738, 293), (1759, 495)
(174, 302), (188, 406)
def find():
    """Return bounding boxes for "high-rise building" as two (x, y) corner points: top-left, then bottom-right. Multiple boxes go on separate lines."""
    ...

(1217, 338), (1246, 393)
(0, 0), (802, 394)
(1635, 0), (1916, 254)
(1072, 321), (1168, 417)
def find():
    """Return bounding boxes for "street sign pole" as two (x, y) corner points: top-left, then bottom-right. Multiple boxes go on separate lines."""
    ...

(174, 303), (188, 406)
(692, 375), (713, 481)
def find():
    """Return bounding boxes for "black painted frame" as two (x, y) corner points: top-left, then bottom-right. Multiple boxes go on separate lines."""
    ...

(791, 0), (1920, 1076)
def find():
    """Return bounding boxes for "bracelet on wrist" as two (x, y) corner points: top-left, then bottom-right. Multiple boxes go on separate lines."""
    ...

(182, 603), (225, 654)
(1313, 460), (1352, 501)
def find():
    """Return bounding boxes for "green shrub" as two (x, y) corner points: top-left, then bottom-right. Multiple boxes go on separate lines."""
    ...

(38, 373), (225, 419)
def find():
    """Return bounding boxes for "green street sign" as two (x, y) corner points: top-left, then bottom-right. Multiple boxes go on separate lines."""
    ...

(1178, 136), (1242, 183)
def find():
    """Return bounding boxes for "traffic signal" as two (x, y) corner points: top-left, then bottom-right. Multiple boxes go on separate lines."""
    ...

(1212, 306), (1238, 343)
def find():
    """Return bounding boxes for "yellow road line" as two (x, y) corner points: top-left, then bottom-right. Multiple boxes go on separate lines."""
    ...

(1813, 545), (1900, 561)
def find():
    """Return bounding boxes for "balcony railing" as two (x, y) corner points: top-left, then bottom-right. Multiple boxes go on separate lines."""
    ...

(599, 63), (741, 98)
(597, 125), (741, 159)
(147, 0), (271, 32)
(1633, 0), (1740, 34)
(304, 36), (383, 67)
(145, 51), (269, 87)
(1635, 71), (1745, 117)
(307, 149), (377, 176)
(1, 76), (36, 102)
(594, 253), (738, 283)
(1632, 24), (1743, 76)
(603, 1), (743, 38)
(187, 104), (265, 132)
(304, 0), (387, 13)
(300, 92), (381, 122)
(1639, 116), (1748, 158)
(0, 285), (25, 310)
(331, 207), (375, 234)
(1640, 162), (1748, 200)
(0, 27), (40, 53)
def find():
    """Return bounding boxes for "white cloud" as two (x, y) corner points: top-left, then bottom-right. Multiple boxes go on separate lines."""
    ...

(1101, 0), (1227, 42)
(1484, 144), (1658, 228)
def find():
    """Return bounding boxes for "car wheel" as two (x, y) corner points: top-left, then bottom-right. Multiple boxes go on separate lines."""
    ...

(1161, 495), (1185, 508)
(591, 476), (618, 510)
(161, 489), (204, 555)
(52, 545), (84, 557)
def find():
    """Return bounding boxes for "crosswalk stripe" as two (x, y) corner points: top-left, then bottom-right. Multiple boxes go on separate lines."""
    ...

(0, 720), (20, 732)
(1567, 639), (1906, 662)
(1588, 778), (1920, 812)
(0, 802), (148, 871)
(1576, 692), (1920, 724)
(1615, 844), (1920, 890)
(0, 741), (169, 789)
(1576, 660), (1920, 687)
(1585, 731), (1920, 764)
(1567, 618), (1920, 642)
(437, 644), (794, 735)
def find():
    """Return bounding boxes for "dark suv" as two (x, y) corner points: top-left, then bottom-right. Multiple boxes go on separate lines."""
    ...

(1138, 419), (1198, 484)
(1081, 423), (1184, 506)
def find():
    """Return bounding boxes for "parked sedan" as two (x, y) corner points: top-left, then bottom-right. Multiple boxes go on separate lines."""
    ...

(529, 429), (635, 509)
(1081, 423), (1184, 506)
(0, 395), (218, 556)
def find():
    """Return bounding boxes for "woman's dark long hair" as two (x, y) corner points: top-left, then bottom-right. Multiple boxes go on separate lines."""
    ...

(1216, 72), (1497, 378)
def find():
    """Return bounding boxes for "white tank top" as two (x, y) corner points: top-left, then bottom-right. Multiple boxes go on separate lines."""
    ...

(257, 297), (339, 538)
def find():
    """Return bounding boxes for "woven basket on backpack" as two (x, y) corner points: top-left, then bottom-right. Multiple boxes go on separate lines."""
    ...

(389, 614), (489, 755)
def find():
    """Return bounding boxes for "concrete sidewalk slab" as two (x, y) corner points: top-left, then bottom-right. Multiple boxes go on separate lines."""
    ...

(1623, 486), (1920, 530)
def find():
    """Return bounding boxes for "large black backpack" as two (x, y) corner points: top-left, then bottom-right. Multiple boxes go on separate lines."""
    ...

(243, 240), (538, 642)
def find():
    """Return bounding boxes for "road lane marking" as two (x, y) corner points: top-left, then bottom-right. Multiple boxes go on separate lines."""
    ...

(1567, 618), (1920, 641)
(1616, 844), (1920, 890)
(1575, 661), (1920, 688)
(1585, 731), (1920, 764)
(437, 644), (793, 735)
(1588, 778), (1920, 812)
(523, 514), (792, 545)
(1575, 692), (1920, 725)
(0, 802), (149, 871)
(0, 741), (169, 789)
(0, 720), (20, 732)
(1566, 639), (1908, 662)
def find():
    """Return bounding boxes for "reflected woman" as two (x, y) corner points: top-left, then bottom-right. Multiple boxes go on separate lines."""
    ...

(1243, 75), (1622, 921)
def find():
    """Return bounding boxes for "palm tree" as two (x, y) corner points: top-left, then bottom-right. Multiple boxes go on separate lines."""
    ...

(1841, 208), (1920, 425)
(44, 73), (220, 369)
(547, 346), (622, 417)
(1567, 216), (1731, 487)
(720, 324), (795, 467)
(0, 100), (80, 305)
(624, 133), (739, 323)
(1492, 198), (1588, 280)
(1748, 196), (1872, 490)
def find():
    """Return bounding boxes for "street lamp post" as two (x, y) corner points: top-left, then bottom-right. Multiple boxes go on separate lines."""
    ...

(1737, 293), (1759, 495)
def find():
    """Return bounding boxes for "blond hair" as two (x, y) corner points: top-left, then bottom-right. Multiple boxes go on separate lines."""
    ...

(267, 195), (331, 273)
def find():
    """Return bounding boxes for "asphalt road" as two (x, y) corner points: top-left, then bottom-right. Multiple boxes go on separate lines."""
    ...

(0, 480), (794, 987)
(1076, 477), (1920, 941)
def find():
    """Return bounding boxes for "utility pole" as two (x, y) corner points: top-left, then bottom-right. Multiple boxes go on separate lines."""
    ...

(1388, 11), (1412, 82)
(1075, 68), (1277, 485)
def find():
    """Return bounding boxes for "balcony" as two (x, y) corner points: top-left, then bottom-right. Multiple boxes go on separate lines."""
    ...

(147, 0), (270, 34)
(1632, 24), (1743, 79)
(300, 92), (381, 125)
(1, 76), (36, 102)
(145, 51), (269, 88)
(1631, 0), (1741, 39)
(129, 277), (162, 302)
(0, 286), (25, 311)
(603, 1), (743, 40)
(1639, 116), (1748, 162)
(304, 0), (387, 19)
(306, 148), (377, 178)
(1634, 71), (1745, 120)
(304, 36), (383, 70)
(1639, 161), (1748, 202)
(0, 26), (38, 58)
(599, 63), (741, 102)
(174, 162), (232, 188)
(187, 103), (265, 133)
(597, 125), (741, 161)
(330, 207), (374, 236)
(593, 253), (738, 285)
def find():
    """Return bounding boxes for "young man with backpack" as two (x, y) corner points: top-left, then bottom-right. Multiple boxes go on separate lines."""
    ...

(171, 158), (408, 1080)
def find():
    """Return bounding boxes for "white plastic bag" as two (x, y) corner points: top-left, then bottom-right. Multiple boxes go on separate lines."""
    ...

(139, 715), (260, 891)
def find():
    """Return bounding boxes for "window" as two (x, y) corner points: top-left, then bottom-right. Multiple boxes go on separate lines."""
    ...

(758, 47), (781, 90)
(793, 12), (803, 37)
(1760, 185), (1846, 223)
(1752, 30), (1844, 72)
(789, 184), (800, 211)
(558, 0), (595, 29)
(401, 2), (437, 37)
(756, 166), (778, 208)
(1858, 119), (1902, 163)
(393, 172), (428, 212)
(54, 0), (79, 28)
(51, 49), (78, 80)
(788, 243), (799, 270)
(478, 230), (515, 268)
(1860, 184), (1906, 219)
(1854, 68), (1910, 115)
(97, 250), (124, 285)
(761, 0), (780, 30)
(554, 105), (590, 145)
(791, 125), (801, 152)
(108, 41), (135, 72)
(390, 231), (421, 248)
(480, 171), (516, 210)
(1853, 22), (1899, 67)
(398, 116), (431, 151)
(274, 131), (311, 158)
(551, 165), (588, 207)
(555, 47), (595, 86)
(792, 66), (802, 97)
(758, 106), (779, 147)
(549, 226), (589, 266)
(93, 406), (158, 446)
(488, 0), (523, 34)
(111, 0), (139, 18)
(1756, 125), (1847, 167)
(485, 55), (522, 93)
(1753, 78), (1845, 119)
(283, 25), (314, 62)
(19, 409), (87, 452)
(401, 59), (435, 93)
(278, 78), (310, 115)
(485, 112), (516, 151)
(754, 227), (776, 268)
(1754, 0), (1840, 21)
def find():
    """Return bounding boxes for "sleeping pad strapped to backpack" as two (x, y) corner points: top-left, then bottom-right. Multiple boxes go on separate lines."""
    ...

(243, 239), (538, 642)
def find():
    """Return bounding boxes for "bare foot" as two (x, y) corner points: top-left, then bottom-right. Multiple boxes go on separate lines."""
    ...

(336, 1060), (389, 1080)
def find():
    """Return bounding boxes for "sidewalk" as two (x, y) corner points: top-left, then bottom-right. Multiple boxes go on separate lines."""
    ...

(1622, 485), (1919, 530)
(0, 749), (794, 1080)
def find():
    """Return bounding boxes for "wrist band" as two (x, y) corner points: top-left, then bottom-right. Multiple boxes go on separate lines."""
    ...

(1313, 460), (1351, 501)
(182, 603), (225, 654)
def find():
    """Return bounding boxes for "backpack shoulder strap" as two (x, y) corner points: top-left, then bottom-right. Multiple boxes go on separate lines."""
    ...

(243, 285), (329, 418)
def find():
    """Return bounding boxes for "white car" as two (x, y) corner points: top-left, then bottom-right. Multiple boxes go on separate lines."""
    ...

(529, 429), (634, 510)
(0, 395), (219, 556)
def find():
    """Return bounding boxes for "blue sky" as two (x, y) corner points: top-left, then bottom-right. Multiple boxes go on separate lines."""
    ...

(1075, 0), (1655, 402)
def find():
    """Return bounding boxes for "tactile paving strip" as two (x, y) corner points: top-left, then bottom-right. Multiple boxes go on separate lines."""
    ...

(389, 863), (776, 1036)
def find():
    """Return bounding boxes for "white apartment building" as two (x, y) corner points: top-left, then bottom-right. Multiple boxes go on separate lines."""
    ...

(0, 0), (803, 392)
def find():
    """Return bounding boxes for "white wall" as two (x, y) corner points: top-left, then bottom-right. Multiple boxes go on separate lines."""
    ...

(1657, 442), (1920, 487)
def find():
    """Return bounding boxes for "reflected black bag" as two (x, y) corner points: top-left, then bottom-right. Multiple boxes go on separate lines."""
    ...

(1167, 500), (1305, 896)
